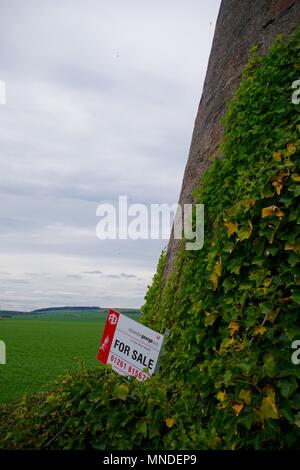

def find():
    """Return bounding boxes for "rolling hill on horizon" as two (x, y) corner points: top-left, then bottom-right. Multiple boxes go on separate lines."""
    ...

(0, 306), (140, 318)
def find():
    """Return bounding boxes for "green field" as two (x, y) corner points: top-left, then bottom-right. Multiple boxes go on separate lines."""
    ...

(0, 309), (140, 403)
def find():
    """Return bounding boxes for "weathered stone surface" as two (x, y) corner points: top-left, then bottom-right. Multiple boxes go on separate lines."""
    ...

(164, 0), (300, 278)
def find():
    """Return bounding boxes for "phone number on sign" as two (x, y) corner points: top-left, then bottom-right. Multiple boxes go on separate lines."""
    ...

(109, 353), (149, 381)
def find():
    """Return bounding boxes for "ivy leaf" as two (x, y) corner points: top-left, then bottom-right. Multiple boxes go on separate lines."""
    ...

(262, 206), (284, 218)
(209, 258), (222, 290)
(267, 309), (279, 323)
(287, 142), (297, 155)
(288, 253), (299, 267)
(272, 180), (283, 195)
(232, 402), (244, 416)
(277, 377), (298, 399)
(291, 173), (300, 182)
(225, 221), (238, 237)
(262, 353), (277, 378)
(234, 341), (245, 352)
(263, 277), (272, 288)
(228, 321), (239, 337)
(280, 399), (295, 424)
(239, 389), (252, 405)
(285, 243), (300, 254)
(260, 301), (273, 315)
(216, 391), (227, 402)
(222, 278), (235, 293)
(262, 188), (275, 199)
(240, 198), (256, 209)
(238, 412), (253, 430)
(215, 259), (222, 277)
(204, 311), (218, 327)
(238, 221), (253, 241)
(272, 151), (282, 162)
(227, 256), (244, 275)
(209, 273), (219, 291)
(219, 338), (235, 354)
(113, 384), (129, 401)
(136, 420), (147, 437)
(165, 418), (175, 429)
(259, 389), (279, 420)
(291, 289), (300, 304)
(223, 370), (232, 386)
(254, 326), (266, 336)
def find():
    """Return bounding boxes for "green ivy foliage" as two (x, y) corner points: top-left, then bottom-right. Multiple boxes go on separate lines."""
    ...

(1, 27), (300, 450)
(0, 367), (175, 450)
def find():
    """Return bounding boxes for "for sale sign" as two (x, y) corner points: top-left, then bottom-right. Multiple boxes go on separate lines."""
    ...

(97, 309), (164, 381)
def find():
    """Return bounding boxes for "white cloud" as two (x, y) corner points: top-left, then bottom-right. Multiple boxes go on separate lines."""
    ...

(0, 0), (221, 310)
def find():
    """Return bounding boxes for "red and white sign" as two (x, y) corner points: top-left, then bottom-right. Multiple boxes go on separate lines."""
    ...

(97, 309), (164, 381)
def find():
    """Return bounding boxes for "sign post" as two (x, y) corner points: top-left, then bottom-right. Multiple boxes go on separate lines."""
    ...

(97, 309), (164, 381)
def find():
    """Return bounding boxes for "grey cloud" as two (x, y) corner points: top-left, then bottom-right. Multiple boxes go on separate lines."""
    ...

(24, 272), (48, 277)
(120, 273), (137, 279)
(82, 270), (103, 275)
(100, 273), (138, 280)
(0, 279), (30, 285)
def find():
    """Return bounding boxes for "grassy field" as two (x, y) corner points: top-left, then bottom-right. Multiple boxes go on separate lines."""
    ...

(0, 309), (140, 403)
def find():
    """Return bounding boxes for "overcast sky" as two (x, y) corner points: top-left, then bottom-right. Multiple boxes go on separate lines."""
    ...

(0, 0), (221, 311)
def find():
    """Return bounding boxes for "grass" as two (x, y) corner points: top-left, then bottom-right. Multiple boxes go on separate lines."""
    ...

(11, 310), (107, 322)
(0, 310), (140, 404)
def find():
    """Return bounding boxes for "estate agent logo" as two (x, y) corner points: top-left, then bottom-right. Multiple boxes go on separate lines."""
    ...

(108, 312), (118, 325)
